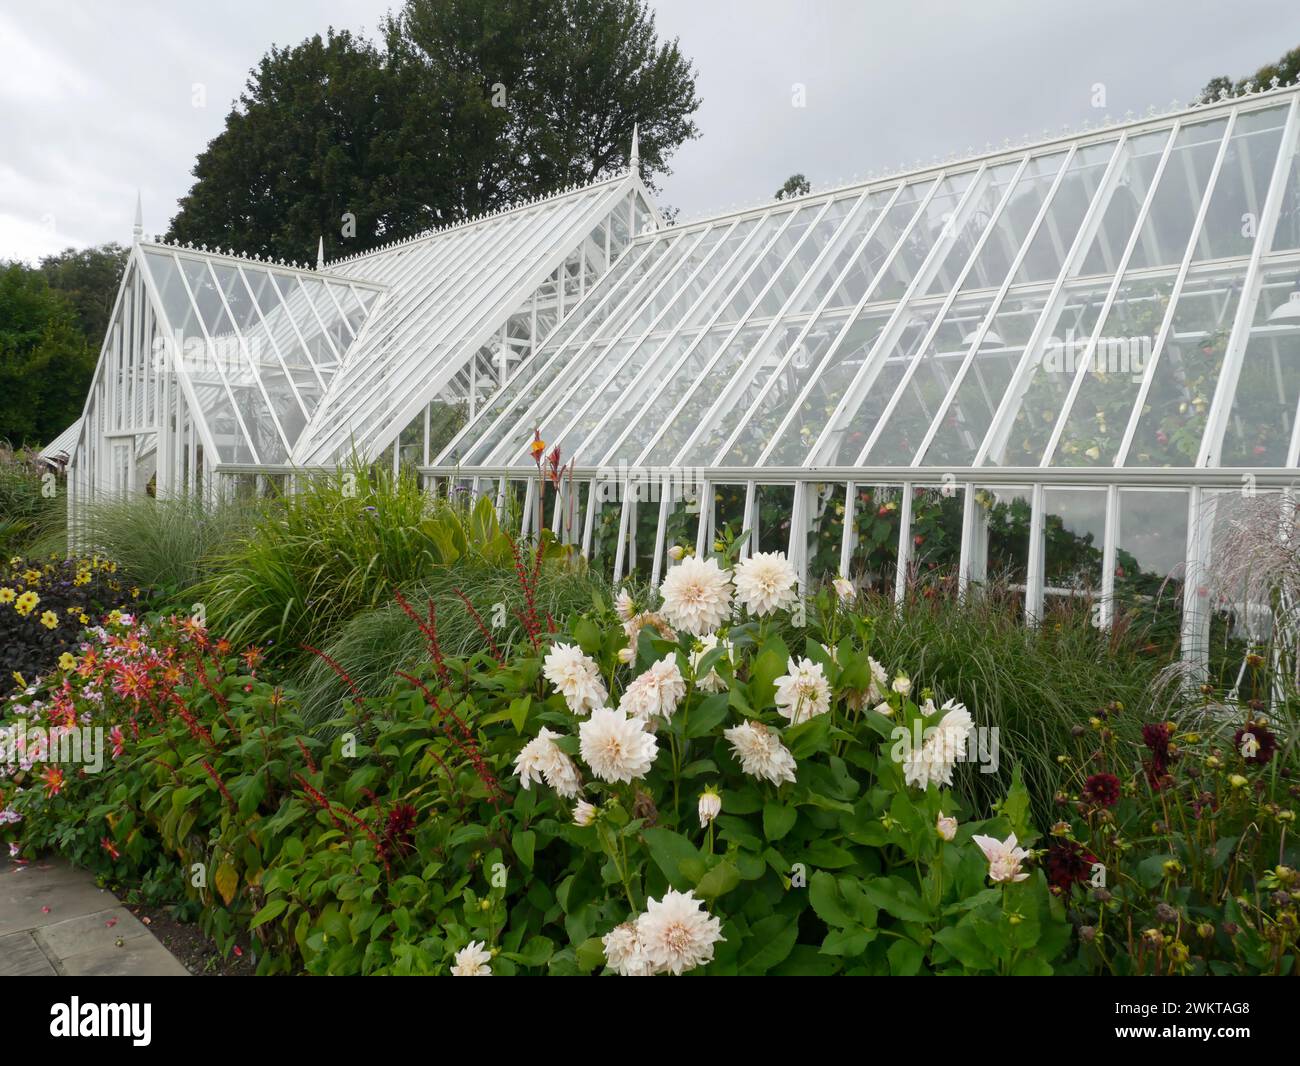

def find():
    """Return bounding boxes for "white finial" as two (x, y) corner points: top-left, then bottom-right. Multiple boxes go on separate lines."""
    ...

(132, 190), (143, 242)
(317, 236), (325, 270)
(630, 122), (640, 172)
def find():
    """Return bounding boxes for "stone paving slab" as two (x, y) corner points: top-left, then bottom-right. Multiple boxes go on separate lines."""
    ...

(0, 930), (57, 976)
(0, 856), (188, 976)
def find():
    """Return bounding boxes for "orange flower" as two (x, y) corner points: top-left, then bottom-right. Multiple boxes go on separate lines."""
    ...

(42, 766), (65, 798)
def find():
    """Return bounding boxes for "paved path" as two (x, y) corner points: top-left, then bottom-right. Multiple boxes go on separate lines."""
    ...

(0, 856), (188, 976)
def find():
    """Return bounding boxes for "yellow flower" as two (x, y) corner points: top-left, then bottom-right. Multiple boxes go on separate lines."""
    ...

(78, 612), (88, 624)
(11, 671), (25, 688)
(108, 609), (123, 625)
(14, 591), (39, 616)
(23, 568), (41, 583)
(0, 587), (14, 603)
(40, 610), (59, 630)
(58, 652), (76, 671)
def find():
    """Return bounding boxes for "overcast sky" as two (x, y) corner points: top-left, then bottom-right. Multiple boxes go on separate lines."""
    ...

(2, 0), (1297, 264)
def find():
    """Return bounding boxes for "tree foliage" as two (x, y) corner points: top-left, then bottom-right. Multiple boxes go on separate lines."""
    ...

(0, 264), (95, 447)
(39, 243), (129, 345)
(1202, 45), (1300, 100)
(166, 0), (700, 263)
(775, 173), (811, 200)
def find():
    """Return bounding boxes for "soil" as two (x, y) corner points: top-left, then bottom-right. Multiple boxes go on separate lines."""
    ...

(115, 895), (256, 976)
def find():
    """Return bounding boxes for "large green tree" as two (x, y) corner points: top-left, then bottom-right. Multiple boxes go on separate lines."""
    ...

(39, 243), (129, 345)
(0, 264), (95, 447)
(167, 0), (699, 263)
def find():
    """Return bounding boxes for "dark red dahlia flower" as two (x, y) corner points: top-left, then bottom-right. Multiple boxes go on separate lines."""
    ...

(1233, 720), (1277, 766)
(1082, 772), (1121, 808)
(1046, 840), (1097, 893)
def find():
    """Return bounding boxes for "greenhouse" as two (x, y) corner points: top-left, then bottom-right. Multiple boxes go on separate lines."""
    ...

(65, 83), (1300, 667)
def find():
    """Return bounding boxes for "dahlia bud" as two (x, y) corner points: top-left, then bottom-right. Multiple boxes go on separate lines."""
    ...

(832, 577), (855, 602)
(1272, 890), (1292, 907)
(697, 787), (721, 828)
(1155, 902), (1178, 924)
(617, 646), (635, 665)
(1196, 922), (1214, 939)
(1092, 887), (1112, 903)
(1142, 928), (1164, 946)
(1070, 725), (1086, 738)
(936, 811), (957, 841)
(1078, 925), (1097, 942)
(1162, 859), (1183, 878)
(1169, 940), (1190, 965)
(1276, 865), (1296, 885)
(1051, 821), (1070, 837)
(1222, 921), (1239, 937)
(1228, 774), (1249, 789)
(572, 800), (598, 827)
(667, 544), (685, 562)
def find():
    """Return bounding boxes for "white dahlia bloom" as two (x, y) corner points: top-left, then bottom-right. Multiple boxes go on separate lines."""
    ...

(972, 832), (1029, 883)
(734, 551), (799, 616)
(773, 657), (831, 725)
(867, 655), (889, 701)
(724, 720), (797, 785)
(689, 634), (731, 693)
(618, 655), (687, 723)
(902, 704), (975, 789)
(658, 556), (733, 636)
(513, 727), (582, 798)
(602, 922), (656, 976)
(698, 788), (721, 827)
(892, 673), (912, 697)
(832, 576), (855, 602)
(579, 707), (658, 783)
(614, 587), (636, 622)
(542, 642), (607, 715)
(635, 889), (725, 975)
(451, 940), (493, 976)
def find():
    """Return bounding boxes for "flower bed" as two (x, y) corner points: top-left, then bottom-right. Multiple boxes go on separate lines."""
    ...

(1, 541), (1294, 976)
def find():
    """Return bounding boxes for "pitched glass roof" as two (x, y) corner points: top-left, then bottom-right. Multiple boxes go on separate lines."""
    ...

(434, 89), (1300, 475)
(291, 173), (655, 466)
(139, 246), (384, 465)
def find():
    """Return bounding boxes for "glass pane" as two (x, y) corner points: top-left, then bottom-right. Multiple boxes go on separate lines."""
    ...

(1194, 105), (1287, 261)
(1115, 488), (1187, 658)
(1220, 266), (1300, 466)
(848, 485), (903, 595)
(755, 484), (795, 554)
(1077, 130), (1171, 278)
(1042, 487), (1106, 597)
(906, 486), (963, 594)
(1125, 265), (1247, 466)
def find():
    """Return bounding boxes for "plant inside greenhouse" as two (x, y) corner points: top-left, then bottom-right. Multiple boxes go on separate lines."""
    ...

(3, 2), (1300, 1009)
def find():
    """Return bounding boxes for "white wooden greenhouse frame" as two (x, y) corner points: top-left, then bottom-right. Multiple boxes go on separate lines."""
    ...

(60, 85), (1300, 671)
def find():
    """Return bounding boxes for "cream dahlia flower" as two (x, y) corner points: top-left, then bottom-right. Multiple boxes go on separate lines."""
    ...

(773, 656), (831, 725)
(542, 642), (608, 715)
(635, 889), (725, 975)
(902, 704), (975, 789)
(689, 634), (731, 693)
(724, 720), (797, 785)
(619, 655), (687, 723)
(892, 673), (912, 697)
(734, 551), (799, 616)
(867, 656), (889, 701)
(658, 556), (733, 636)
(513, 727), (582, 798)
(614, 588), (636, 622)
(698, 787), (721, 827)
(602, 922), (655, 976)
(451, 940), (493, 976)
(579, 707), (658, 783)
(972, 832), (1029, 883)
(832, 576), (855, 602)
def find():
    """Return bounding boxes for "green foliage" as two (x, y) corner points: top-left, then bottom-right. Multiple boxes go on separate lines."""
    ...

(293, 561), (610, 726)
(167, 0), (699, 262)
(75, 495), (257, 600)
(0, 263), (95, 447)
(199, 464), (524, 662)
(0, 444), (64, 555)
(774, 173), (811, 200)
(864, 586), (1177, 824)
(38, 243), (130, 346)
(1203, 45), (1300, 101)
